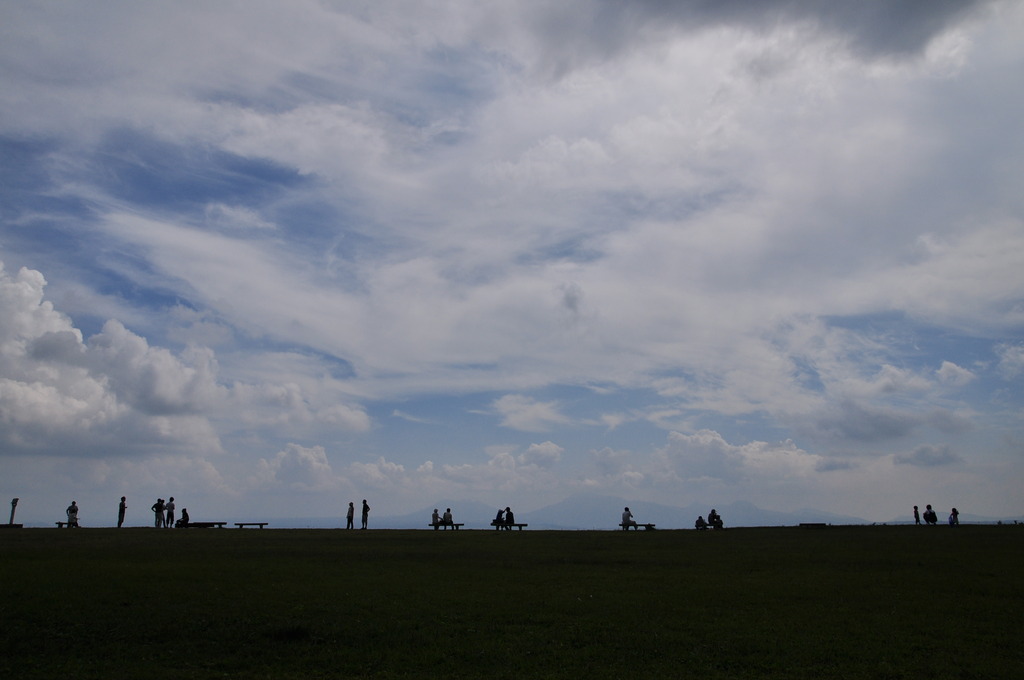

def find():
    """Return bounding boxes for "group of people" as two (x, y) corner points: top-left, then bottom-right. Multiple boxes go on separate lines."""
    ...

(694, 509), (724, 530)
(914, 504), (959, 526)
(430, 508), (455, 528)
(149, 497), (188, 528)
(494, 506), (516, 529)
(345, 500), (371, 529)
(63, 496), (188, 528)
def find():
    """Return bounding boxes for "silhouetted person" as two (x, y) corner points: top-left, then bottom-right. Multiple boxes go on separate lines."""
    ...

(708, 508), (723, 529)
(503, 506), (515, 530)
(494, 508), (505, 526)
(118, 496), (127, 528)
(361, 499), (370, 529)
(66, 501), (79, 528)
(176, 508), (190, 528)
(432, 508), (442, 529)
(695, 515), (708, 530)
(152, 499), (165, 528)
(621, 506), (637, 529)
(165, 497), (175, 528)
(923, 504), (938, 525)
(346, 502), (355, 530)
(443, 508), (453, 526)
(949, 507), (959, 526)
(913, 505), (921, 525)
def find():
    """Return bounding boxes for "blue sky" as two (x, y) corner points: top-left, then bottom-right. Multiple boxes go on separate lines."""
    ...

(2, 0), (1022, 526)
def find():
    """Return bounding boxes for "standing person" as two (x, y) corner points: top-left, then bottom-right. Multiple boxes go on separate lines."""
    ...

(151, 499), (165, 528)
(66, 501), (79, 528)
(117, 496), (127, 528)
(361, 499), (370, 530)
(346, 502), (355, 530)
(165, 497), (175, 528)
(621, 507), (637, 529)
(913, 505), (921, 525)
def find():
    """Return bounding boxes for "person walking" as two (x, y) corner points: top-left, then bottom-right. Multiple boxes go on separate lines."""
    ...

(361, 499), (370, 530)
(913, 505), (921, 525)
(117, 496), (127, 528)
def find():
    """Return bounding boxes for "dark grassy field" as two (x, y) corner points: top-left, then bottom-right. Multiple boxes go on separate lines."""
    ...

(1, 525), (1021, 679)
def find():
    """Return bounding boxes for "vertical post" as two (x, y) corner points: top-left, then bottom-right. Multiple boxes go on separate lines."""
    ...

(9, 498), (18, 525)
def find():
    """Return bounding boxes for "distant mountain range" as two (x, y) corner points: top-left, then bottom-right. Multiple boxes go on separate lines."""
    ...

(270, 494), (1021, 530)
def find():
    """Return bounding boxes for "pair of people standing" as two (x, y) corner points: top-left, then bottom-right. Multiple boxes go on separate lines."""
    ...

(150, 497), (176, 527)
(346, 500), (370, 529)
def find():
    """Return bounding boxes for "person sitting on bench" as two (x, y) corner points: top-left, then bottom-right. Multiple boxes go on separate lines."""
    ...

(174, 508), (190, 528)
(503, 507), (515, 530)
(622, 507), (638, 529)
(431, 509), (442, 528)
(442, 508), (453, 526)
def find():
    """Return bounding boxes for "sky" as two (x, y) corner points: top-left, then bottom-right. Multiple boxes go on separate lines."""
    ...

(2, 0), (1022, 527)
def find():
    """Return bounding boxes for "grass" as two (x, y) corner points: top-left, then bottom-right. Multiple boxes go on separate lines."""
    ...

(1, 525), (1022, 679)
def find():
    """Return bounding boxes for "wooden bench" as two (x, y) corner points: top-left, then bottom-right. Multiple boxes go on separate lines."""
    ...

(428, 523), (465, 530)
(620, 523), (656, 531)
(55, 521), (66, 528)
(490, 521), (528, 531)
(799, 523), (827, 529)
(234, 522), (268, 529)
(185, 521), (227, 528)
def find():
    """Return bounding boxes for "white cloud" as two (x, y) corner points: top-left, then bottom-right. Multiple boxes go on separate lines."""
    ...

(654, 430), (822, 483)
(936, 361), (976, 387)
(0, 262), (369, 461)
(348, 457), (407, 489)
(257, 444), (338, 491)
(996, 343), (1024, 379)
(894, 444), (963, 467)
(519, 441), (564, 468)
(492, 395), (571, 432)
